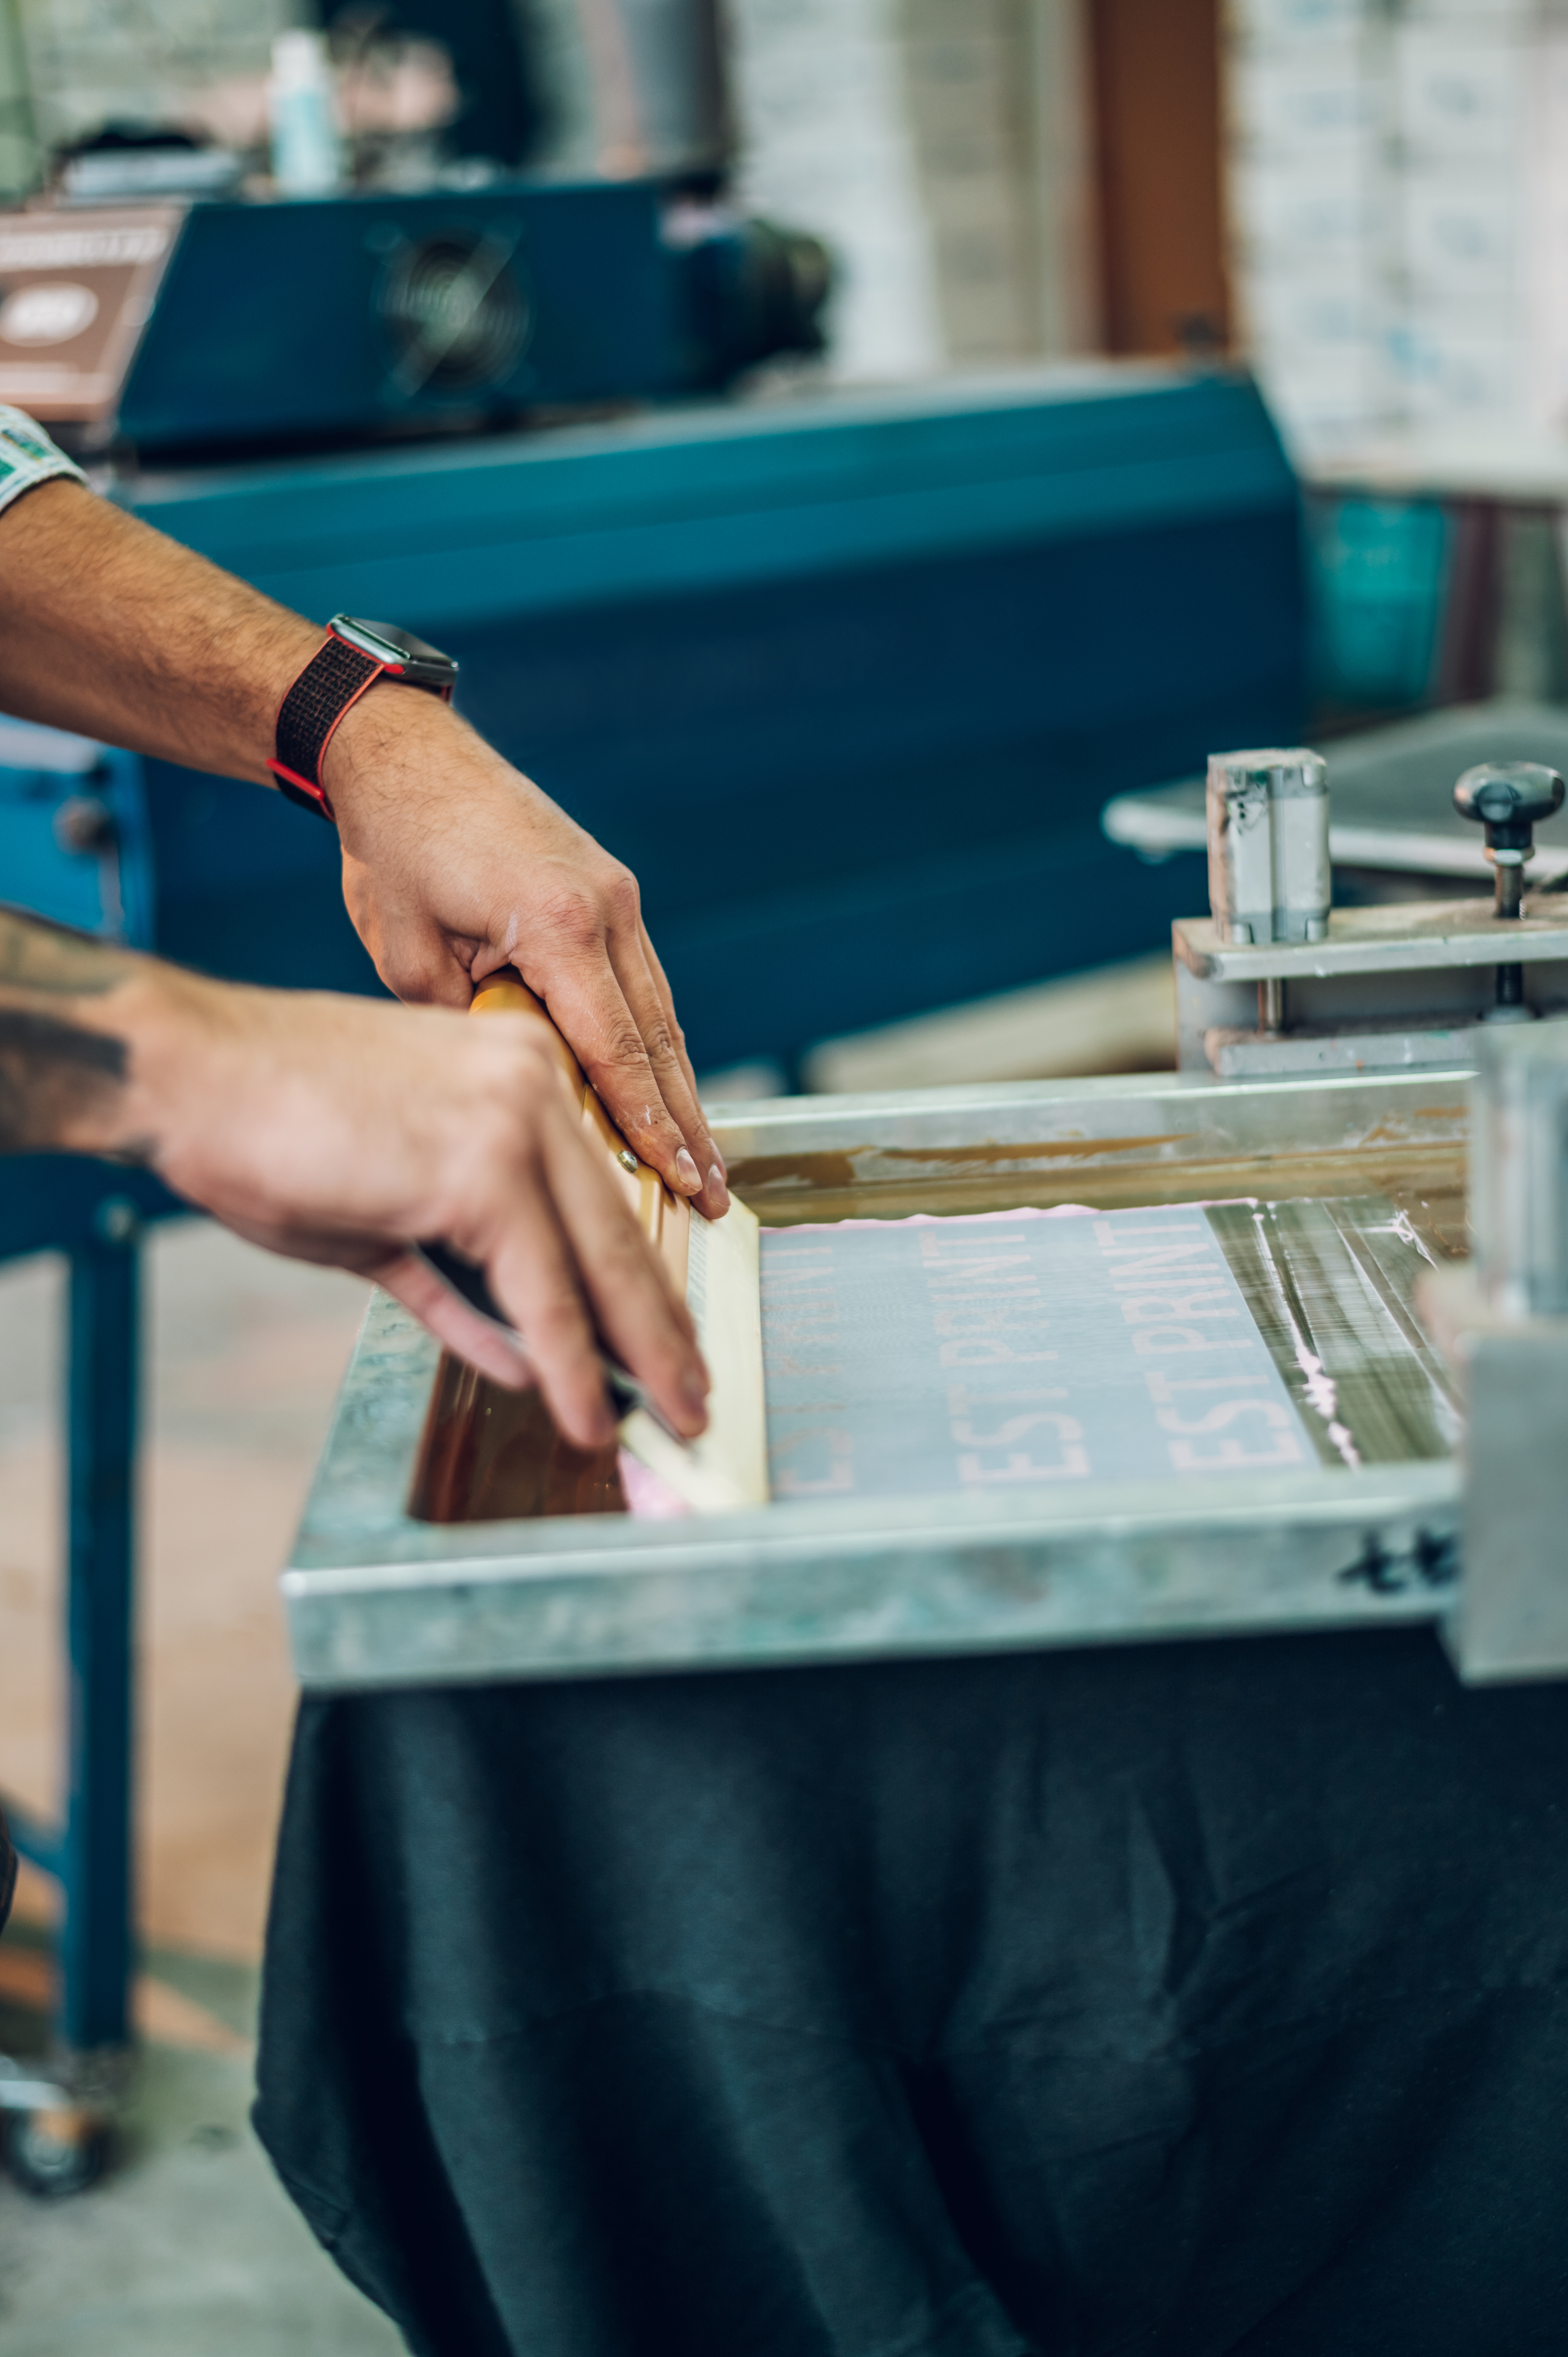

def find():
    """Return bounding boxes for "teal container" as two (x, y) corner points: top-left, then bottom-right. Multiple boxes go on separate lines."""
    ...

(1307, 494), (1451, 713)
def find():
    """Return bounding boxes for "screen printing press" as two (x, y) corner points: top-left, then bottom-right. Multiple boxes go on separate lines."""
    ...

(249, 771), (1568, 2353)
(285, 1054), (1475, 1693)
(280, 753), (1568, 1703)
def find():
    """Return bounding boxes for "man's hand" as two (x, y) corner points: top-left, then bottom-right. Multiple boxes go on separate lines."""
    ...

(323, 685), (730, 1221)
(0, 477), (729, 1223)
(0, 911), (708, 1449)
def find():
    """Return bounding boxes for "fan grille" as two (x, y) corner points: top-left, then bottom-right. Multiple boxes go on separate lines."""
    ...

(379, 229), (529, 395)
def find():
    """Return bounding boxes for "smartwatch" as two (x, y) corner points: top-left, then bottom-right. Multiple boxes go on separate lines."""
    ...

(268, 615), (459, 821)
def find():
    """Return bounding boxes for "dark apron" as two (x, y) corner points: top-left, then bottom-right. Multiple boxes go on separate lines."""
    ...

(254, 1627), (1568, 2357)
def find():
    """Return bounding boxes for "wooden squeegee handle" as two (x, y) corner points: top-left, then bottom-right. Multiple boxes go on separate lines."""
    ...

(470, 971), (589, 1101)
(467, 970), (691, 1292)
(415, 971), (663, 1341)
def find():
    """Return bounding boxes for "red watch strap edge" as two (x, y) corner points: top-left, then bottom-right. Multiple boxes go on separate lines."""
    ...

(266, 756), (337, 820)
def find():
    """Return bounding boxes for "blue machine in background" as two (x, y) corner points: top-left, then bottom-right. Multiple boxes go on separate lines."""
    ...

(114, 184), (828, 458)
(0, 360), (1303, 2125)
(0, 183), (828, 467)
(132, 361), (1303, 1071)
(0, 723), (151, 944)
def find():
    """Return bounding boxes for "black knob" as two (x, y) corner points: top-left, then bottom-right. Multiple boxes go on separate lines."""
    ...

(1454, 762), (1565, 853)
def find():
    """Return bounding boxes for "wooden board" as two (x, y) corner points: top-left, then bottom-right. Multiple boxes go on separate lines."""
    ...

(620, 1196), (767, 1513)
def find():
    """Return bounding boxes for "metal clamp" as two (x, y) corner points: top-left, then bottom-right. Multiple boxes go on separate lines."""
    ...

(1206, 746), (1330, 1039)
(1421, 1018), (1568, 1681)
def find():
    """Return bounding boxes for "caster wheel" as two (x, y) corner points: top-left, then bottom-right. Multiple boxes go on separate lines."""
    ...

(5, 2107), (108, 2197)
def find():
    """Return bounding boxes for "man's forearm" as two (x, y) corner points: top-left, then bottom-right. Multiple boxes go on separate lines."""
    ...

(0, 481), (317, 784)
(0, 479), (492, 827)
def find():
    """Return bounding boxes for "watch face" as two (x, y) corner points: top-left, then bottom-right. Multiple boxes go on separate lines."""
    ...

(331, 615), (457, 687)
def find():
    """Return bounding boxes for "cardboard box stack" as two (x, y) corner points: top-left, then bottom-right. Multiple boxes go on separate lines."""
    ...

(1390, 4), (1532, 426)
(1227, 0), (1568, 456)
(1227, 0), (1395, 454)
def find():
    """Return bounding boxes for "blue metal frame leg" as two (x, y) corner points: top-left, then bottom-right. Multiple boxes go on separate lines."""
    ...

(0, 1168), (175, 2100)
(1, 1186), (163, 2185)
(60, 1216), (139, 2054)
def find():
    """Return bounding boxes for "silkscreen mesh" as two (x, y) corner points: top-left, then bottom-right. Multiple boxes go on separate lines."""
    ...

(759, 1198), (1455, 1503)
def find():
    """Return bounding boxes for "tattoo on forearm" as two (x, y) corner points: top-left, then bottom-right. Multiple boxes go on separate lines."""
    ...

(0, 905), (131, 996)
(0, 1007), (128, 1152)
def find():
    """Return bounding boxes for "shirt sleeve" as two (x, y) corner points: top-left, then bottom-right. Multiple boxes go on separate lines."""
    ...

(0, 406), (88, 519)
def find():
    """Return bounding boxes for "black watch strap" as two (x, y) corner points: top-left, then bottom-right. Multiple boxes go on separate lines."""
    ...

(268, 620), (454, 822)
(268, 636), (391, 820)
(270, 637), (383, 819)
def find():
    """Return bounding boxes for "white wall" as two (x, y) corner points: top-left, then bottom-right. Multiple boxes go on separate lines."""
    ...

(726, 0), (1096, 379)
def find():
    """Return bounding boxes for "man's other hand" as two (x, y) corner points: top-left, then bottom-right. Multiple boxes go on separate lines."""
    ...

(92, 963), (710, 1449)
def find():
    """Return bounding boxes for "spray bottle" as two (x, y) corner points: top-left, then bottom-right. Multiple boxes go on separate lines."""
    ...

(268, 30), (344, 197)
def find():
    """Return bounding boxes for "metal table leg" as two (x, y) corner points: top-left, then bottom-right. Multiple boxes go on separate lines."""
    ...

(61, 1206), (139, 2054)
(0, 1203), (139, 2192)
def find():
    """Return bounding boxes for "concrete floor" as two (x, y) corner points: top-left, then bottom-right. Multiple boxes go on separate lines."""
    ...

(0, 1223), (403, 2351)
(0, 1963), (401, 2355)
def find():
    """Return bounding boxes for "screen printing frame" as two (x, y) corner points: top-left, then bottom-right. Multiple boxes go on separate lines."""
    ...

(283, 1067), (1469, 1692)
